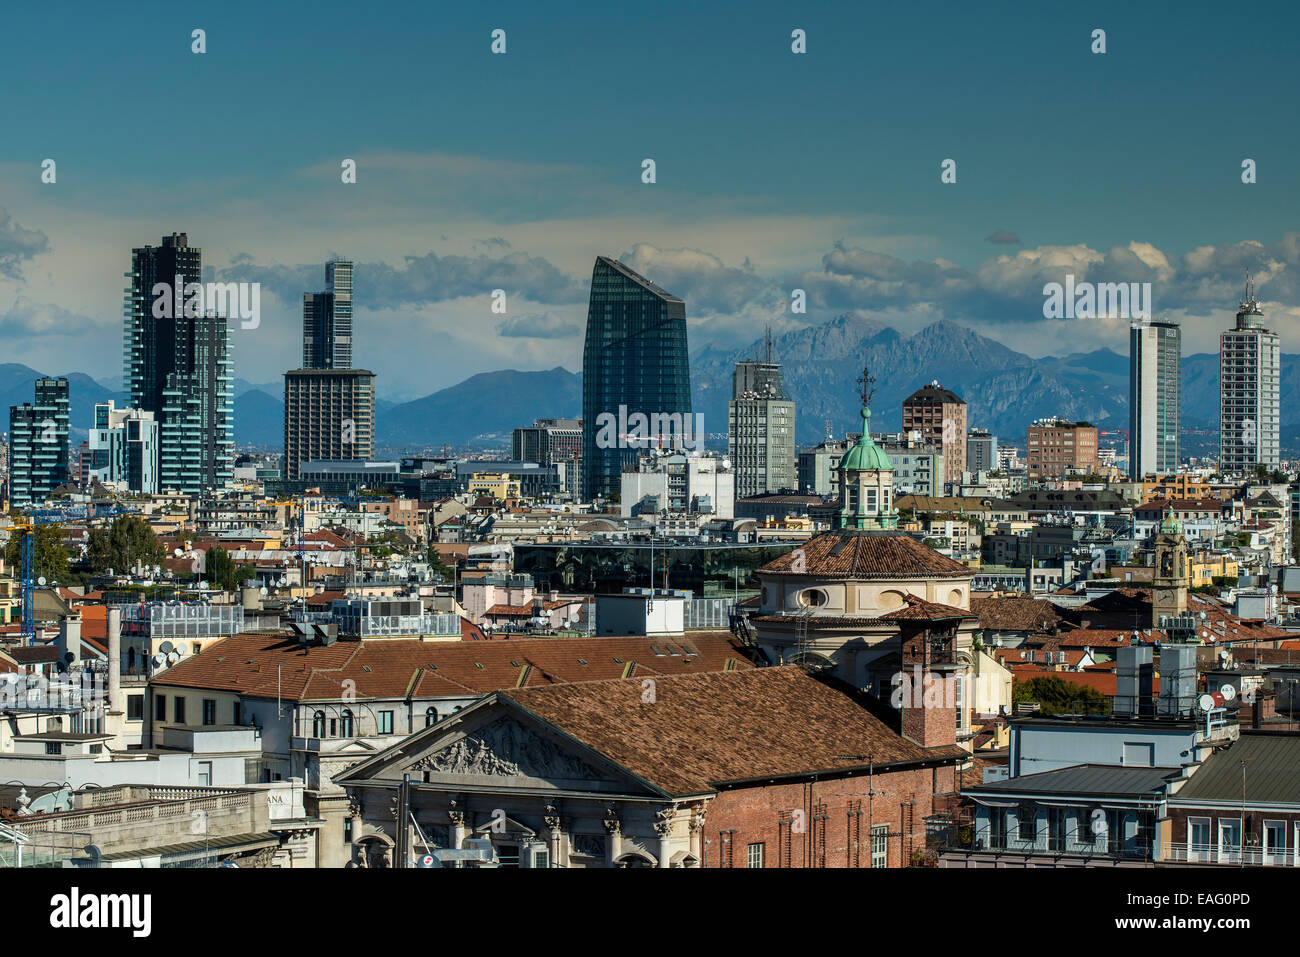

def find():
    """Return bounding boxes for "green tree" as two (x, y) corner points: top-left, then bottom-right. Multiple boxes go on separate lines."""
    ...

(85, 515), (165, 575)
(1013, 675), (1109, 715)
(4, 522), (70, 583)
(203, 545), (255, 591)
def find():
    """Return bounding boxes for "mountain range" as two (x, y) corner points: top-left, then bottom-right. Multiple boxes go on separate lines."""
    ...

(5, 315), (1298, 453)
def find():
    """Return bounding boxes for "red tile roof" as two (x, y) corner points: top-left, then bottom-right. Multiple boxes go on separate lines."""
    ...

(152, 631), (753, 702)
(760, 531), (971, 580)
(503, 667), (967, 796)
(880, 594), (975, 622)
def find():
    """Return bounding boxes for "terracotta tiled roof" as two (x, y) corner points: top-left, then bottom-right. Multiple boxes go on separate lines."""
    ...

(880, 595), (974, 621)
(503, 667), (966, 797)
(760, 531), (971, 580)
(152, 631), (752, 702)
(971, 596), (1064, 633)
(485, 604), (533, 618)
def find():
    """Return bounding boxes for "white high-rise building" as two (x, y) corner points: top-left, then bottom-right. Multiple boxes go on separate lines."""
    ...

(727, 331), (796, 497)
(1129, 320), (1181, 478)
(1219, 276), (1280, 477)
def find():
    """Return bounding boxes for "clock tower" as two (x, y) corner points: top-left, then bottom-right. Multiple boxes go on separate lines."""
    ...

(1152, 506), (1188, 627)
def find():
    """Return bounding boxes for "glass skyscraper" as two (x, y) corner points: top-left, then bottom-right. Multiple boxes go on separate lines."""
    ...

(581, 256), (692, 501)
(303, 259), (353, 369)
(124, 232), (233, 494)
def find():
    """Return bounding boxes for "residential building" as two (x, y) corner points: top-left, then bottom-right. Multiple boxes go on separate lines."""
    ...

(1025, 419), (1100, 480)
(86, 401), (158, 494)
(581, 256), (692, 501)
(283, 370), (376, 481)
(7, 377), (69, 506)
(1129, 320), (1181, 478)
(512, 418), (582, 497)
(902, 382), (966, 487)
(124, 232), (233, 494)
(620, 452), (734, 520)
(967, 428), (997, 473)
(302, 259), (353, 370)
(1219, 275), (1281, 476)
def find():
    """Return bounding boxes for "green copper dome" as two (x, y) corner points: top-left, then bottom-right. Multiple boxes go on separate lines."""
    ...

(839, 408), (893, 472)
(1158, 505), (1183, 536)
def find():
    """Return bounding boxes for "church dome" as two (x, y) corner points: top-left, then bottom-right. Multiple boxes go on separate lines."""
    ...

(839, 408), (893, 473)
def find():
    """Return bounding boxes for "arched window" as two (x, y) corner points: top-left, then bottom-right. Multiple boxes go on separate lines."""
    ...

(425, 707), (439, 727)
(340, 709), (354, 737)
(312, 710), (326, 738)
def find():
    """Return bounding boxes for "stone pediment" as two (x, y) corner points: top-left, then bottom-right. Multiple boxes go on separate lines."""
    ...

(410, 715), (616, 786)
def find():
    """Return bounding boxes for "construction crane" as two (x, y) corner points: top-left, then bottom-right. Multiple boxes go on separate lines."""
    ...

(267, 495), (363, 596)
(11, 503), (129, 643)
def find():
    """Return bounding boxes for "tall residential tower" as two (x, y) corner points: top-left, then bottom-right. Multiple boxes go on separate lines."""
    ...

(124, 233), (233, 494)
(1219, 275), (1280, 477)
(285, 259), (374, 482)
(303, 259), (353, 369)
(1129, 320), (1181, 478)
(7, 377), (69, 505)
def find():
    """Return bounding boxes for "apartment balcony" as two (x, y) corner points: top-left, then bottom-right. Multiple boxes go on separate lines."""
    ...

(1162, 843), (1300, 867)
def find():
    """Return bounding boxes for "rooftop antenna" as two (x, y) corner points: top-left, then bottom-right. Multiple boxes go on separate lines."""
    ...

(764, 325), (773, 365)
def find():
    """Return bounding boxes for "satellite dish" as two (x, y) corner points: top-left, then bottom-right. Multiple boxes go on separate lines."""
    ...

(63, 652), (75, 664)
(37, 577), (46, 586)
(1220, 684), (1237, 702)
(167, 651), (180, 664)
(199, 581), (209, 590)
(1198, 693), (1216, 712)
(159, 641), (174, 655)
(152, 654), (165, 667)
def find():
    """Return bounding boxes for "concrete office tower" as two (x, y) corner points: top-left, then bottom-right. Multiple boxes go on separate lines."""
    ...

(303, 259), (353, 369)
(8, 377), (70, 505)
(581, 256), (692, 501)
(1219, 275), (1280, 477)
(728, 329), (797, 497)
(124, 233), (233, 494)
(283, 370), (376, 481)
(1129, 320), (1181, 479)
(902, 382), (967, 488)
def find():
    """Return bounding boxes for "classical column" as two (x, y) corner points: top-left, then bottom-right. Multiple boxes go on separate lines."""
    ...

(688, 806), (707, 867)
(653, 806), (676, 868)
(603, 805), (623, 866)
(543, 802), (564, 865)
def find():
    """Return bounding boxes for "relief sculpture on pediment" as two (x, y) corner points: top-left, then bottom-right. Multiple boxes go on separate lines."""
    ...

(414, 716), (603, 781)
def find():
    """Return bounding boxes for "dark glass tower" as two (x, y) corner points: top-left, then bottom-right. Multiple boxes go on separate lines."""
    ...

(124, 232), (233, 494)
(7, 377), (69, 505)
(303, 259), (353, 369)
(581, 256), (692, 500)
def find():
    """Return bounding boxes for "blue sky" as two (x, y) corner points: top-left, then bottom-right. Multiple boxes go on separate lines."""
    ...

(2, 0), (1299, 398)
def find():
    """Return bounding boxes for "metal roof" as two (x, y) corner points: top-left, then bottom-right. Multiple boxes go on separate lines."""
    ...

(966, 764), (1180, 798)
(1174, 732), (1300, 805)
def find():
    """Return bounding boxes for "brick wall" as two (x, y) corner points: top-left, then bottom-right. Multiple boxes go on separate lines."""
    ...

(702, 762), (960, 868)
